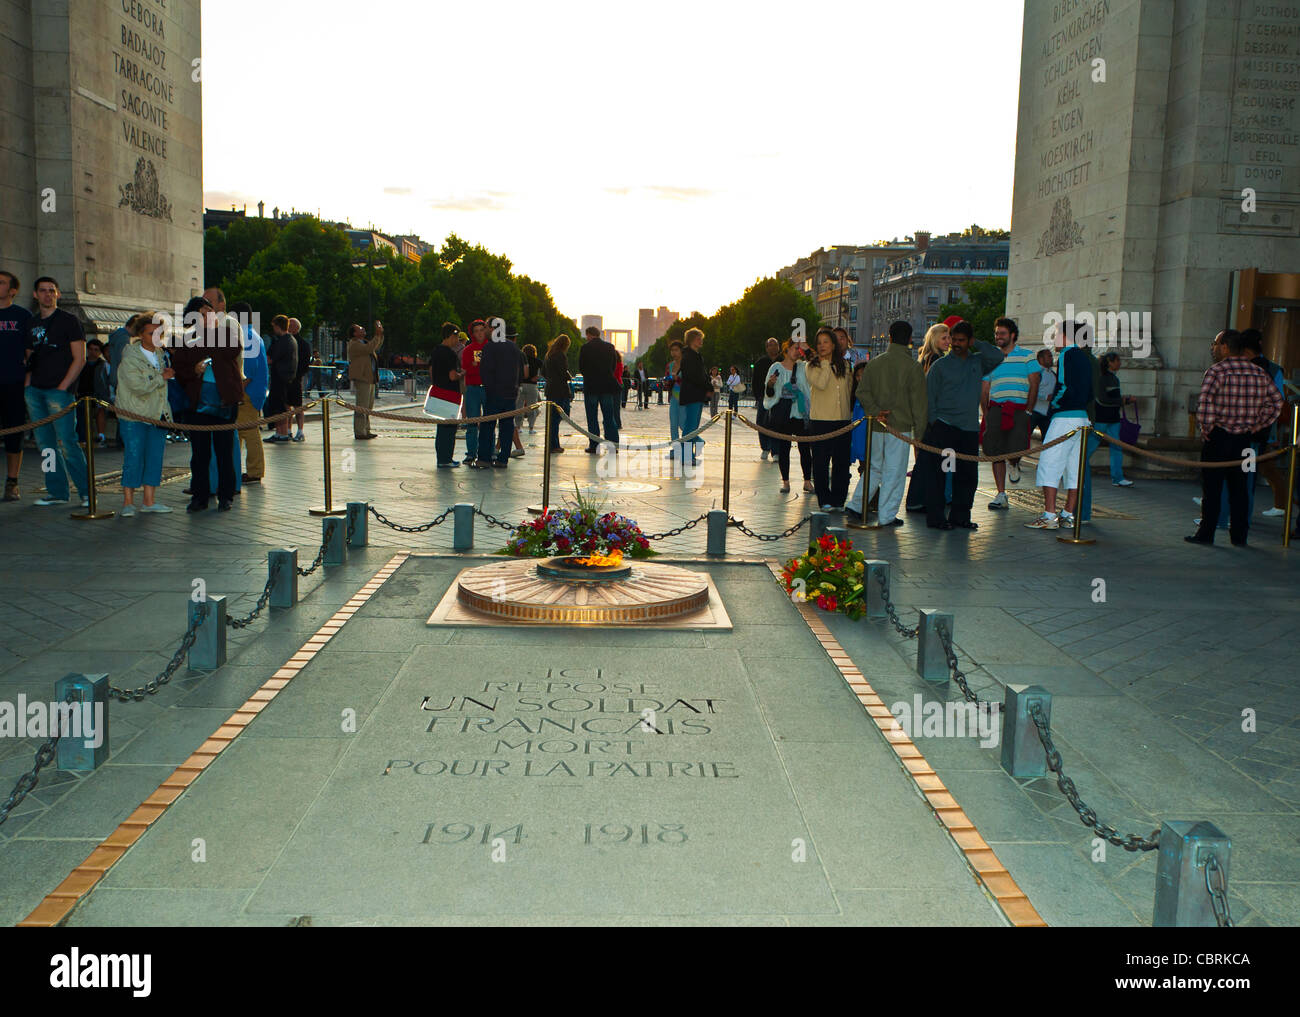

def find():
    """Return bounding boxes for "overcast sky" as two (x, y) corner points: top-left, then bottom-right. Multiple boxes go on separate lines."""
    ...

(202, 0), (1025, 338)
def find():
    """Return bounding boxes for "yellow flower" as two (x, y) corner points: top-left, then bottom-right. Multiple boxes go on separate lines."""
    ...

(854, 562), (864, 573)
(820, 582), (835, 592)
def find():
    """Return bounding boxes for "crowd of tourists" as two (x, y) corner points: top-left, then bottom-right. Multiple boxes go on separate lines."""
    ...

(0, 271), (385, 515)
(2, 266), (1292, 547)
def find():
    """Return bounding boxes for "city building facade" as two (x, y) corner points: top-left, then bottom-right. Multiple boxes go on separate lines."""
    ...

(777, 241), (916, 348)
(871, 227), (1010, 342)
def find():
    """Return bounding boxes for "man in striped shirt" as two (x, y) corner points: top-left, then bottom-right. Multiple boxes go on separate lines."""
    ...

(1186, 330), (1284, 547)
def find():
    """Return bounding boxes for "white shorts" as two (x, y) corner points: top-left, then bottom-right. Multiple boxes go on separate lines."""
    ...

(1035, 415), (1088, 490)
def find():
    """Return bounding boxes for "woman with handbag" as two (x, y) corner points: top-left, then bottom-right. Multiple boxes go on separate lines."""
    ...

(726, 365), (743, 413)
(114, 312), (174, 515)
(1095, 352), (1135, 487)
(429, 323), (464, 467)
(763, 340), (810, 494)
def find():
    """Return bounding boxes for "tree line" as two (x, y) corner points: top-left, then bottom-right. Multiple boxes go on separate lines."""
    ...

(204, 217), (581, 365)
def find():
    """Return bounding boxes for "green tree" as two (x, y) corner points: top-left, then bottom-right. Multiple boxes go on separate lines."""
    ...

(937, 276), (1008, 343)
(226, 259), (317, 330)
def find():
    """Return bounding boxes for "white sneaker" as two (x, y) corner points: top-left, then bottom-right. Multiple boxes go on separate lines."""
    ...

(120, 504), (136, 517)
(1060, 510), (1075, 527)
(1113, 479), (1134, 487)
(1025, 512), (1059, 530)
(33, 497), (70, 506)
(988, 491), (1009, 510)
(1261, 507), (1286, 517)
(140, 503), (173, 514)
(1008, 464), (1021, 484)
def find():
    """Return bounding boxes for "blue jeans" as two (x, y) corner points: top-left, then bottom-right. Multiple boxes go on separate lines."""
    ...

(679, 401), (704, 465)
(668, 397), (682, 451)
(120, 418), (165, 488)
(479, 393), (516, 465)
(24, 387), (89, 501)
(1078, 428), (1102, 522)
(463, 385), (485, 458)
(1096, 422), (1127, 483)
(584, 392), (619, 449)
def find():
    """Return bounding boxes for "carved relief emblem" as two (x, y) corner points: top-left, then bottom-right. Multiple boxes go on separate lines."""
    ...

(119, 157), (173, 222)
(1036, 197), (1085, 257)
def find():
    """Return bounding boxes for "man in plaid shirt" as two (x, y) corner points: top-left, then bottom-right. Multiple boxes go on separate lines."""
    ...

(1187, 330), (1284, 547)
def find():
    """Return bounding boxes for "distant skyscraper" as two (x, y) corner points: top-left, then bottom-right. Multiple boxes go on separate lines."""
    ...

(635, 306), (681, 358)
(580, 315), (604, 335)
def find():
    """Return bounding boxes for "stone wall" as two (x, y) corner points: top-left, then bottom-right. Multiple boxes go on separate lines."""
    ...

(0, 0), (203, 331)
(1007, 0), (1300, 435)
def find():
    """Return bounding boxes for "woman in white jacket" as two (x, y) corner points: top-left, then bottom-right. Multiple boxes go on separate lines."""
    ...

(763, 340), (811, 494)
(114, 313), (174, 516)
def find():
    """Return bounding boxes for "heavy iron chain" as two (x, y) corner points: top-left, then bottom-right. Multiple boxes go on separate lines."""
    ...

(641, 513), (710, 541)
(108, 605), (206, 703)
(731, 515), (811, 543)
(935, 622), (1003, 712)
(474, 508), (518, 531)
(1027, 701), (1160, 852)
(227, 560), (282, 630)
(368, 505), (451, 534)
(1205, 854), (1234, 928)
(0, 692), (75, 827)
(296, 541), (328, 577)
(873, 570), (919, 639)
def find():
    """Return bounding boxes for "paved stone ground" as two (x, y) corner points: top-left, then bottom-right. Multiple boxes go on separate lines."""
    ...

(1, 395), (1297, 926)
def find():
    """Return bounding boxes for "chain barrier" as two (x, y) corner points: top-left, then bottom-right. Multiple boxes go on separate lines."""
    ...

(641, 513), (710, 541)
(368, 505), (451, 534)
(0, 692), (76, 828)
(730, 515), (811, 543)
(873, 569), (919, 638)
(1027, 701), (1160, 852)
(296, 541), (328, 577)
(1205, 854), (1235, 928)
(474, 507), (521, 531)
(226, 561), (281, 630)
(108, 604), (206, 702)
(935, 621), (1003, 712)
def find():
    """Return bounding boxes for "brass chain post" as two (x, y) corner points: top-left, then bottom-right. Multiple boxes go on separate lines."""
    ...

(71, 397), (113, 520)
(1284, 404), (1298, 548)
(309, 398), (345, 516)
(1057, 426), (1095, 546)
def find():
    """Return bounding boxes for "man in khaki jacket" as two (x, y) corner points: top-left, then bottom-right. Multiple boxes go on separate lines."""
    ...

(850, 320), (928, 526)
(347, 320), (384, 439)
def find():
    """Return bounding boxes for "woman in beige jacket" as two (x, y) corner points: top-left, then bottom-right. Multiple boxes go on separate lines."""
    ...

(804, 327), (854, 511)
(114, 314), (174, 515)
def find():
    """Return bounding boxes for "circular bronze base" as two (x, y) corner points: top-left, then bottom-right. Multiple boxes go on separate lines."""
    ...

(459, 559), (709, 624)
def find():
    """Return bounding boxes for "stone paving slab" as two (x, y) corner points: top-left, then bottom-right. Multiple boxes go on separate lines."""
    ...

(53, 559), (1004, 927)
(2, 398), (1298, 926)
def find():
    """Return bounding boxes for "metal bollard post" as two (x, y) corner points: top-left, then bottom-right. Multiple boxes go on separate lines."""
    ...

(346, 502), (369, 547)
(809, 511), (829, 546)
(53, 673), (109, 771)
(1154, 821), (1232, 927)
(323, 517), (347, 566)
(826, 526), (848, 544)
(864, 560), (889, 620)
(916, 609), (952, 683)
(453, 502), (474, 552)
(269, 549), (298, 608)
(189, 596), (227, 671)
(706, 509), (728, 556)
(1000, 684), (1052, 777)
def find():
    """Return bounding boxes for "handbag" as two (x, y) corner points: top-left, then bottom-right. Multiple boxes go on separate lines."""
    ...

(1119, 405), (1140, 446)
(423, 385), (461, 420)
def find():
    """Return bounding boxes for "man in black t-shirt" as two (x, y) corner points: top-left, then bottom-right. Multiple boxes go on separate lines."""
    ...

(754, 337), (779, 461)
(23, 277), (90, 506)
(288, 317), (311, 441)
(0, 270), (33, 500)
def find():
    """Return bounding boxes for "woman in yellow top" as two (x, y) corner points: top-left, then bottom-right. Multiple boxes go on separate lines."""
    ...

(805, 327), (855, 511)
